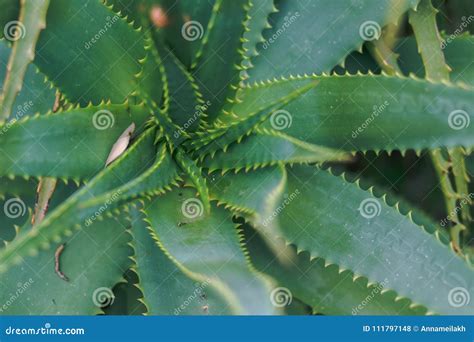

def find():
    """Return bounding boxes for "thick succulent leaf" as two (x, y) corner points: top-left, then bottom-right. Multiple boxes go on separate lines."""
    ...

(232, 75), (474, 152)
(34, 0), (148, 105)
(0, 0), (49, 121)
(0, 213), (133, 315)
(130, 207), (231, 315)
(0, 40), (56, 120)
(274, 165), (474, 314)
(0, 104), (150, 179)
(244, 225), (426, 315)
(0, 128), (158, 275)
(248, 0), (418, 82)
(192, 0), (249, 122)
(144, 188), (278, 314)
(397, 34), (474, 86)
(200, 129), (350, 172)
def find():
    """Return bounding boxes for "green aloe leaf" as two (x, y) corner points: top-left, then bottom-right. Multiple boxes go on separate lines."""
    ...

(274, 165), (474, 314)
(144, 188), (278, 315)
(225, 75), (474, 152)
(200, 129), (350, 172)
(244, 224), (427, 315)
(130, 207), (231, 315)
(192, 0), (249, 122)
(248, 0), (418, 82)
(0, 213), (133, 314)
(34, 0), (149, 105)
(0, 104), (149, 179)
(0, 0), (49, 121)
(0, 40), (56, 120)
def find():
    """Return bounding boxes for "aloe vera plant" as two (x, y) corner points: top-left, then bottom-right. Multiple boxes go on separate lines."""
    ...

(0, 0), (473, 316)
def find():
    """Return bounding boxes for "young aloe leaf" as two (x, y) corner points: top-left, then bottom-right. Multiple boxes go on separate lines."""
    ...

(242, 0), (276, 59)
(273, 165), (474, 315)
(200, 129), (350, 172)
(0, 0), (50, 121)
(248, 0), (418, 82)
(144, 188), (278, 315)
(192, 0), (250, 122)
(130, 207), (232, 315)
(34, 0), (147, 105)
(0, 213), (133, 315)
(0, 40), (56, 120)
(0, 104), (149, 179)
(244, 225), (427, 315)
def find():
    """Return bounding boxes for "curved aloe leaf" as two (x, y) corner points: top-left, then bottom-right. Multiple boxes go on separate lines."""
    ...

(248, 0), (418, 82)
(144, 188), (278, 315)
(35, 0), (148, 105)
(130, 207), (231, 315)
(200, 129), (350, 172)
(0, 104), (149, 179)
(0, 40), (56, 120)
(192, 0), (249, 122)
(244, 224), (427, 315)
(224, 75), (474, 152)
(0, 0), (49, 121)
(0, 213), (133, 315)
(273, 165), (474, 314)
